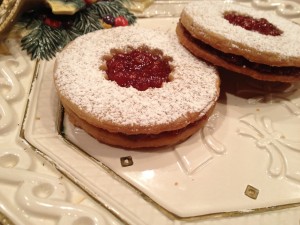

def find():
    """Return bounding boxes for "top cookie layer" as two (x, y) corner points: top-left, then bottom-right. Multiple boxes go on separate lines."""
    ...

(180, 1), (300, 67)
(54, 26), (219, 134)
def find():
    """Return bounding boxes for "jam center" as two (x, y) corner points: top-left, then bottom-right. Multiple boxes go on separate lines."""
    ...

(224, 11), (283, 36)
(104, 46), (172, 91)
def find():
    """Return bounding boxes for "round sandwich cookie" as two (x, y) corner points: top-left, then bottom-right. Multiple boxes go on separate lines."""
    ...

(176, 1), (300, 82)
(54, 26), (220, 149)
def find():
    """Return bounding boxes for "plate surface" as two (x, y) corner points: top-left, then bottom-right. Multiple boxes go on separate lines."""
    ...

(23, 16), (300, 224)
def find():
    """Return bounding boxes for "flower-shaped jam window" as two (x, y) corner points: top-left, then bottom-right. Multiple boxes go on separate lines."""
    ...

(224, 11), (283, 36)
(101, 45), (174, 91)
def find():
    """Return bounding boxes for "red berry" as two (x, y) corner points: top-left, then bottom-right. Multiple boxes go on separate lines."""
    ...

(84, 0), (97, 4)
(114, 16), (128, 27)
(44, 18), (62, 28)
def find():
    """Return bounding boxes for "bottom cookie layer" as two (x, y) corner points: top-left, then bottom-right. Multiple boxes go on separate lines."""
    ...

(64, 104), (216, 149)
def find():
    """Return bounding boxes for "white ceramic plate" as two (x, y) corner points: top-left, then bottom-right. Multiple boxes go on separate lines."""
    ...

(23, 17), (300, 225)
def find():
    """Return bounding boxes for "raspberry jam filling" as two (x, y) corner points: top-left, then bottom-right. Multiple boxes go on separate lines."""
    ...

(103, 46), (173, 91)
(224, 11), (283, 36)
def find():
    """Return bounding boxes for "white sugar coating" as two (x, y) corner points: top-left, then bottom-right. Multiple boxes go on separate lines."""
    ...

(182, 1), (300, 63)
(54, 26), (219, 129)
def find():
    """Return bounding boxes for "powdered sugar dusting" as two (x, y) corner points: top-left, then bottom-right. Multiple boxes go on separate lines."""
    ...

(54, 26), (219, 128)
(182, 1), (300, 59)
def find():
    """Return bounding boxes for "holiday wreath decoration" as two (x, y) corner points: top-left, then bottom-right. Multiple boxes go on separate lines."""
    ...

(15, 0), (136, 60)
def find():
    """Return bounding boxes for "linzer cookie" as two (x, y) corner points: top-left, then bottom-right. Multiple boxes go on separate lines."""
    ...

(54, 26), (220, 149)
(176, 1), (300, 82)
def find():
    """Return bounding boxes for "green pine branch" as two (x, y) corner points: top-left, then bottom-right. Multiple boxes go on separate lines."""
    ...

(91, 1), (136, 23)
(62, 7), (103, 42)
(20, 0), (137, 60)
(21, 23), (66, 60)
